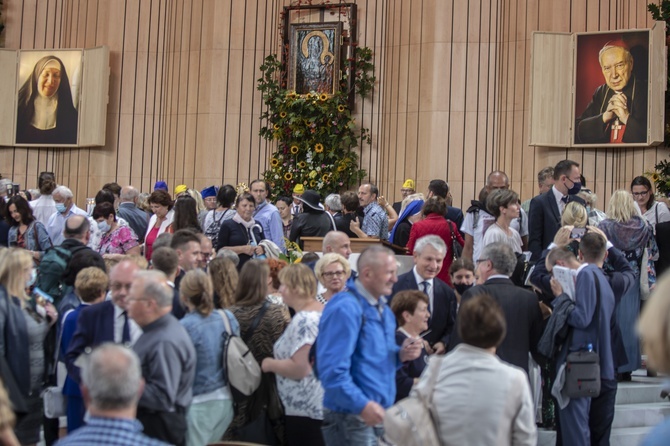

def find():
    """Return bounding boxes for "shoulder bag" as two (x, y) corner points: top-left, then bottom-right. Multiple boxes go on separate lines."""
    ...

(564, 271), (601, 398)
(447, 219), (462, 261)
(217, 306), (263, 398)
(381, 355), (443, 446)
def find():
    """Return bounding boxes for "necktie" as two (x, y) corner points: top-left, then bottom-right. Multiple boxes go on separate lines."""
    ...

(122, 311), (131, 343)
(420, 281), (432, 322)
(561, 195), (569, 204)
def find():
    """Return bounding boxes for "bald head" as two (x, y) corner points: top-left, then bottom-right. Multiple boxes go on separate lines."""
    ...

(486, 171), (509, 191)
(64, 215), (90, 242)
(323, 231), (352, 260)
(120, 186), (139, 203)
(109, 260), (141, 310)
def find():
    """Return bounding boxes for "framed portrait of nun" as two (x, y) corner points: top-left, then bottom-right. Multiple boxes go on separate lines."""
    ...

(0, 46), (109, 147)
(15, 50), (82, 145)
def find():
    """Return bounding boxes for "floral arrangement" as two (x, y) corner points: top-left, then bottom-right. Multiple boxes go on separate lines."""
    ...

(646, 156), (670, 196)
(257, 48), (374, 198)
(280, 239), (304, 264)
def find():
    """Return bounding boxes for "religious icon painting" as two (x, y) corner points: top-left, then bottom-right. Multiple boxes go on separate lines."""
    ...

(573, 30), (650, 146)
(288, 22), (342, 96)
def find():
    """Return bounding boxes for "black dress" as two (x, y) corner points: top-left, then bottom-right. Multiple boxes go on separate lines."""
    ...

(216, 219), (265, 269)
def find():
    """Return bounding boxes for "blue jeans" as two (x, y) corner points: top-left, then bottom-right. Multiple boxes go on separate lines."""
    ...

(321, 409), (383, 446)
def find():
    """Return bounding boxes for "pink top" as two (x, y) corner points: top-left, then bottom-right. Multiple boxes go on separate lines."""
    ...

(98, 226), (140, 255)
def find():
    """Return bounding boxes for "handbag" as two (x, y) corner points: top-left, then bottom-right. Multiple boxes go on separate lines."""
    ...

(217, 307), (263, 398)
(564, 272), (601, 399)
(447, 219), (462, 261)
(381, 356), (443, 446)
(42, 386), (66, 418)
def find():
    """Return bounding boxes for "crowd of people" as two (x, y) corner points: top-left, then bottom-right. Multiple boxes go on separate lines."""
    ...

(0, 160), (668, 446)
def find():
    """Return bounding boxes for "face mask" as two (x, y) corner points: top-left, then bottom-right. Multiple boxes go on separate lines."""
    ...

(566, 180), (582, 196)
(97, 221), (111, 233)
(55, 203), (67, 213)
(585, 206), (592, 214)
(454, 282), (473, 295)
(26, 268), (37, 288)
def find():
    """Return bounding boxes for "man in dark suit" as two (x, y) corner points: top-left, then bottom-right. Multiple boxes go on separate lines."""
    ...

(65, 260), (142, 384)
(391, 235), (457, 354)
(528, 159), (586, 261)
(426, 179), (464, 234)
(450, 242), (543, 374)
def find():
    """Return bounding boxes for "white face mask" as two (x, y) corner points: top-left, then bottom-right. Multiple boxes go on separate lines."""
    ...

(97, 220), (111, 234)
(27, 268), (37, 288)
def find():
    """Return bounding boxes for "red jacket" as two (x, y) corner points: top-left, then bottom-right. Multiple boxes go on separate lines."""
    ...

(407, 213), (464, 286)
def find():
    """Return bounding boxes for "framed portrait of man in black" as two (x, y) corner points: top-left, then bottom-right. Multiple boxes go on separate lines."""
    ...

(288, 22), (342, 95)
(573, 31), (650, 146)
(528, 23), (664, 148)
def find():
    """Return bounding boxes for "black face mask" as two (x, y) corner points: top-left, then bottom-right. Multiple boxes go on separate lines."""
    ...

(454, 283), (474, 295)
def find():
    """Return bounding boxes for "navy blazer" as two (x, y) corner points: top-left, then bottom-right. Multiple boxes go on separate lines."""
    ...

(528, 190), (585, 261)
(65, 300), (117, 384)
(391, 271), (457, 348)
(450, 277), (543, 374)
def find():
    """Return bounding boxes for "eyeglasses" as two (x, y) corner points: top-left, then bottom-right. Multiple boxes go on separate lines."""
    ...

(322, 270), (346, 278)
(632, 190), (650, 197)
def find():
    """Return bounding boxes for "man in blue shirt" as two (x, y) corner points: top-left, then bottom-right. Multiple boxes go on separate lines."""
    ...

(250, 179), (286, 253)
(317, 245), (422, 445)
(56, 343), (169, 446)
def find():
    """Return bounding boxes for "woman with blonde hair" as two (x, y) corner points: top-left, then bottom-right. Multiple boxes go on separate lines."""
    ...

(599, 190), (657, 380)
(561, 201), (589, 228)
(314, 253), (351, 304)
(0, 248), (57, 445)
(262, 264), (324, 446)
(180, 269), (240, 446)
(208, 257), (238, 308)
(60, 266), (108, 431)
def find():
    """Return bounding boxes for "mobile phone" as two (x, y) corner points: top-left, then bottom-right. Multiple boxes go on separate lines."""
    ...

(33, 287), (54, 304)
(570, 227), (586, 239)
(12, 184), (19, 196)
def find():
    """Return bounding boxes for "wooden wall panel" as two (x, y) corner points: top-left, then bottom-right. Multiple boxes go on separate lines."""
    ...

(0, 0), (666, 215)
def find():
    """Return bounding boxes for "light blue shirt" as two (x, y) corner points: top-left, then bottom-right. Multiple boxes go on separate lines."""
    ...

(253, 201), (286, 253)
(47, 204), (89, 246)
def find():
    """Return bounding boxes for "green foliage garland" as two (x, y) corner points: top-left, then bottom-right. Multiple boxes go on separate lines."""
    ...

(257, 48), (374, 198)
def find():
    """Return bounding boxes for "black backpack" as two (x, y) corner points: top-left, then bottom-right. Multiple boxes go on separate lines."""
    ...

(204, 209), (231, 247)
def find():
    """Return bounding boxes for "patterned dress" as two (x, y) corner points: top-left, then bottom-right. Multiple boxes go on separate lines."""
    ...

(225, 302), (288, 444)
(272, 310), (323, 419)
(97, 225), (139, 255)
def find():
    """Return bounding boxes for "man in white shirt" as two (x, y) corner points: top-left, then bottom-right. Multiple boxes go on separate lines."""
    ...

(47, 185), (97, 246)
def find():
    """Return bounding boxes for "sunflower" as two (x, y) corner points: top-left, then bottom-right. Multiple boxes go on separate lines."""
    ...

(651, 172), (661, 182)
(284, 173), (293, 181)
(310, 179), (317, 187)
(320, 93), (328, 101)
(290, 145), (299, 154)
(273, 124), (280, 130)
(322, 174), (330, 182)
(280, 112), (287, 118)
(286, 91), (297, 99)
(314, 143), (324, 153)
(270, 158), (279, 167)
(337, 165), (346, 172)
(298, 161), (307, 169)
(337, 105), (345, 113)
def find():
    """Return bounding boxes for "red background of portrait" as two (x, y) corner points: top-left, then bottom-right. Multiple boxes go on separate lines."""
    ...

(574, 31), (649, 117)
